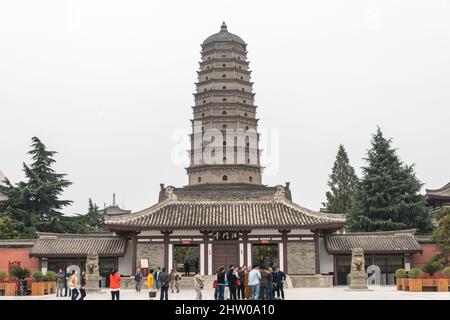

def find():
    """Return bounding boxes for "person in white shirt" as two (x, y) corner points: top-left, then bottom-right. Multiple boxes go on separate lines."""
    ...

(247, 265), (261, 300)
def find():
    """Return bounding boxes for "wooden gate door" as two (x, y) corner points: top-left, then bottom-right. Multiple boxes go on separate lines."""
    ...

(213, 243), (239, 272)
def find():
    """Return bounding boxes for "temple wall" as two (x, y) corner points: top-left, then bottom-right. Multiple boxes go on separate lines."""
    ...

(319, 238), (334, 274)
(118, 239), (132, 276)
(287, 242), (315, 274)
(137, 243), (164, 270)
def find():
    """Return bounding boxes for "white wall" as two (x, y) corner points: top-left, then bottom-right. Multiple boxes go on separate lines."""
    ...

(319, 237), (334, 274)
(118, 238), (133, 276)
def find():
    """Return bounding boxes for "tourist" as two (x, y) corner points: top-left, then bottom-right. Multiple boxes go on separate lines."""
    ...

(193, 269), (205, 300)
(266, 267), (274, 300)
(274, 267), (286, 300)
(228, 266), (238, 300)
(148, 269), (155, 299)
(237, 267), (245, 299)
(64, 269), (70, 297)
(184, 259), (190, 276)
(248, 265), (261, 300)
(216, 266), (226, 300)
(79, 270), (88, 300)
(244, 266), (252, 299)
(259, 268), (268, 300)
(226, 264), (234, 299)
(159, 267), (170, 300)
(134, 268), (143, 292)
(110, 269), (121, 300)
(154, 267), (161, 290)
(68, 270), (79, 300)
(169, 268), (181, 293)
(56, 268), (65, 297)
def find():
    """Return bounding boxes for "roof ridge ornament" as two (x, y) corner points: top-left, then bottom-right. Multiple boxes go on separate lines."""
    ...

(273, 185), (285, 202)
(220, 21), (227, 32)
(165, 186), (178, 201)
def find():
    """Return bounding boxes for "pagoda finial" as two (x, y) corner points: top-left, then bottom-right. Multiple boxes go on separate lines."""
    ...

(113, 193), (116, 206)
(221, 21), (227, 32)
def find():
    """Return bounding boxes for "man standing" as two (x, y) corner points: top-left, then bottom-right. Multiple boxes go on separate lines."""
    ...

(193, 270), (205, 300)
(259, 268), (268, 300)
(159, 267), (169, 300)
(248, 265), (261, 300)
(184, 259), (190, 276)
(134, 268), (143, 292)
(274, 267), (286, 300)
(169, 269), (181, 293)
(56, 268), (65, 297)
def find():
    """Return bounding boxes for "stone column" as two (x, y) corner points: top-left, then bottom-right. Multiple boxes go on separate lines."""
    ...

(201, 231), (209, 275)
(242, 231), (249, 266)
(161, 230), (172, 269)
(279, 229), (290, 274)
(131, 232), (138, 275)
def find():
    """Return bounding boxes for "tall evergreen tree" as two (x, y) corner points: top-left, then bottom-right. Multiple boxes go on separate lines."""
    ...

(84, 198), (103, 229)
(432, 207), (450, 266)
(0, 137), (72, 235)
(322, 144), (357, 214)
(348, 128), (432, 233)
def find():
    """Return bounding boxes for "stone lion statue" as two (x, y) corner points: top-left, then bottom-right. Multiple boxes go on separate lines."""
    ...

(351, 248), (365, 272)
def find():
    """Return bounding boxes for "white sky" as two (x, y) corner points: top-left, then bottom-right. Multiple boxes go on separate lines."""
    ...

(0, 0), (449, 215)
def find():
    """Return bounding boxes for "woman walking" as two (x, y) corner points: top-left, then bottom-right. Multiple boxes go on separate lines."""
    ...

(68, 270), (79, 300)
(237, 267), (245, 299)
(193, 270), (205, 300)
(79, 270), (88, 300)
(109, 269), (121, 300)
(148, 269), (156, 299)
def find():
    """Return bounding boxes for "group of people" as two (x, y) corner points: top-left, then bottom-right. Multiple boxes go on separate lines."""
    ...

(55, 268), (89, 300)
(215, 265), (286, 300)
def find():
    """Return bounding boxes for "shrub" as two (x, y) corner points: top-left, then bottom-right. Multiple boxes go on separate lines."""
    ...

(0, 271), (8, 281)
(408, 268), (423, 279)
(11, 267), (31, 279)
(395, 268), (407, 278)
(422, 260), (443, 276)
(442, 267), (450, 277)
(44, 271), (56, 281)
(32, 271), (44, 282)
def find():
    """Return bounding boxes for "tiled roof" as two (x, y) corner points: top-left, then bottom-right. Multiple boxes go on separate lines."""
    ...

(29, 233), (127, 257)
(0, 239), (35, 248)
(105, 186), (346, 231)
(426, 182), (450, 200)
(325, 230), (422, 254)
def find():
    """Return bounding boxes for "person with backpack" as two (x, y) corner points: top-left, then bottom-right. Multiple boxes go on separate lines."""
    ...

(109, 269), (121, 300)
(193, 269), (205, 300)
(134, 268), (143, 292)
(158, 267), (169, 300)
(68, 270), (79, 300)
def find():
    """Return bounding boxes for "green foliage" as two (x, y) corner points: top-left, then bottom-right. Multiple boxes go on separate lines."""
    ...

(32, 271), (44, 282)
(442, 267), (450, 277)
(44, 271), (56, 281)
(432, 207), (450, 266)
(0, 216), (26, 239)
(11, 267), (31, 279)
(0, 271), (8, 281)
(395, 268), (407, 278)
(421, 260), (443, 276)
(408, 268), (423, 279)
(348, 127), (432, 233)
(323, 144), (358, 214)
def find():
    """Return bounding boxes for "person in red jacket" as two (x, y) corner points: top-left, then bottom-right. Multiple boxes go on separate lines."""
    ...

(109, 269), (121, 300)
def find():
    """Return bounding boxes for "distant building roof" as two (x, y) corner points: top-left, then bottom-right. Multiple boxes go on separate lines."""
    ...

(98, 205), (131, 216)
(0, 239), (35, 248)
(325, 229), (422, 254)
(29, 232), (127, 257)
(426, 182), (450, 200)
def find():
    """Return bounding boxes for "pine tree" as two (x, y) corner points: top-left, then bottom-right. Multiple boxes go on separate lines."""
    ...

(348, 127), (432, 233)
(84, 198), (103, 229)
(432, 207), (450, 266)
(0, 137), (72, 235)
(322, 144), (357, 214)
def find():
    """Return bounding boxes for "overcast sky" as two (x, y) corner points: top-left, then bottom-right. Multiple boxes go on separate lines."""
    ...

(1, 0), (449, 215)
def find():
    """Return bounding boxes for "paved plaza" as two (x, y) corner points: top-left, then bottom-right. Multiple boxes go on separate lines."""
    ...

(1, 286), (449, 300)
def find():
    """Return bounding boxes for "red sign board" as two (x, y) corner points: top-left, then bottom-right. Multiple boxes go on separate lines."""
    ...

(182, 240), (192, 244)
(260, 240), (270, 244)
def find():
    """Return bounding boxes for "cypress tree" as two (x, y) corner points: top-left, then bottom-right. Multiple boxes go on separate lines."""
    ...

(322, 144), (357, 214)
(348, 127), (432, 233)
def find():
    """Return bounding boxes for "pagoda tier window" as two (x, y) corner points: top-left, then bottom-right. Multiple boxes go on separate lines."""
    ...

(206, 76), (209, 80)
(222, 98), (227, 102)
(249, 176), (253, 182)
(239, 65), (242, 69)
(222, 110), (227, 114)
(203, 100), (206, 104)
(202, 113), (205, 117)
(222, 64), (226, 67)
(198, 177), (202, 183)
(245, 126), (249, 130)
(222, 86), (226, 89)
(240, 76), (243, 79)
(222, 54), (226, 57)
(243, 100), (246, 103)
(222, 124), (227, 129)
(245, 112), (248, 116)
(222, 175), (228, 181)
(222, 74), (226, 78)
(242, 88), (245, 91)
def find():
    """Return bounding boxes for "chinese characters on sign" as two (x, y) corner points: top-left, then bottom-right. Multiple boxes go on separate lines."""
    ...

(212, 231), (239, 241)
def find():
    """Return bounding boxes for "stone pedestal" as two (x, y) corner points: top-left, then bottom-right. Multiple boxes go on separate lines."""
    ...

(86, 252), (102, 293)
(349, 271), (368, 289)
